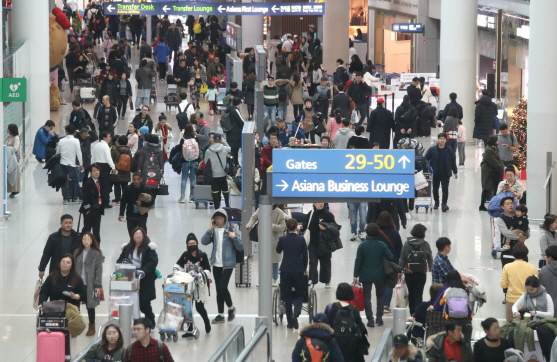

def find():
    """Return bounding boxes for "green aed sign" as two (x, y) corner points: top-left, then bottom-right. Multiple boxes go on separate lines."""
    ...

(1, 78), (27, 102)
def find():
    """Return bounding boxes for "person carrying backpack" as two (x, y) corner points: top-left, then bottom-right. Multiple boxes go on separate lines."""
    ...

(398, 224), (433, 315)
(178, 125), (200, 203)
(110, 136), (132, 204)
(325, 283), (368, 362)
(429, 270), (473, 345)
(203, 134), (231, 209)
(292, 313), (344, 362)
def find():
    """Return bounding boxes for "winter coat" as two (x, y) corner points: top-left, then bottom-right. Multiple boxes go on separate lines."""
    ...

(473, 95), (496, 140)
(135, 66), (156, 90)
(99, 78), (119, 104)
(347, 135), (370, 149)
(540, 261), (557, 317)
(74, 248), (103, 309)
(354, 237), (394, 282)
(120, 183), (154, 219)
(165, 28), (181, 50)
(224, 106), (244, 148)
(302, 208), (336, 250)
(39, 229), (82, 274)
(247, 207), (286, 263)
(44, 154), (66, 191)
(84, 343), (125, 362)
(204, 141), (231, 178)
(242, 79), (255, 105)
(111, 145), (132, 183)
(480, 145), (505, 191)
(291, 80), (307, 105)
(442, 116), (460, 140)
(540, 230), (557, 261)
(33, 126), (54, 159)
(388, 344), (424, 362)
(442, 100), (463, 120)
(398, 237), (434, 274)
(395, 102), (417, 133)
(331, 92), (351, 120)
(319, 221), (343, 256)
(154, 43), (170, 63)
(80, 131), (98, 169)
(136, 141), (164, 183)
(334, 128), (355, 150)
(79, 177), (104, 216)
(275, 79), (293, 106)
(95, 105), (119, 134)
(132, 114), (154, 134)
(200, 208), (244, 268)
(326, 119), (343, 141)
(117, 238), (158, 302)
(367, 106), (394, 149)
(292, 322), (345, 362)
(426, 332), (473, 362)
(407, 84), (422, 106)
(347, 80), (370, 105)
(424, 145), (458, 177)
(313, 85), (331, 112)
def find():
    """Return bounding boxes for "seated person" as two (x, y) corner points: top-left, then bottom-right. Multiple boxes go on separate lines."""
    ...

(290, 115), (307, 142)
(389, 334), (424, 362)
(409, 283), (443, 340)
(84, 325), (125, 361)
(74, 54), (91, 79)
(427, 320), (473, 362)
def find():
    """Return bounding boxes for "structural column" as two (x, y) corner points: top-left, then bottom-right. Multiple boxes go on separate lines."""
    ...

(527, 2), (557, 219)
(323, 0), (349, 72)
(439, 0), (477, 134)
(12, 0), (50, 141)
(241, 0), (264, 50)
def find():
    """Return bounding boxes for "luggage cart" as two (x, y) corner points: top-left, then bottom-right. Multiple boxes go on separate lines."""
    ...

(159, 276), (199, 341)
(150, 76), (157, 104)
(37, 301), (71, 361)
(109, 264), (144, 321)
(415, 170), (433, 213)
(164, 84), (180, 111)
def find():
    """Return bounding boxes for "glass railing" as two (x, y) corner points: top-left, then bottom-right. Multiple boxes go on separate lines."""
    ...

(207, 325), (246, 362)
(234, 325), (270, 362)
(371, 328), (394, 362)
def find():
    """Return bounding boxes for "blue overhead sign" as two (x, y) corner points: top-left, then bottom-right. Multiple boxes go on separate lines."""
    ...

(392, 23), (423, 33)
(104, 2), (325, 16)
(272, 150), (415, 200)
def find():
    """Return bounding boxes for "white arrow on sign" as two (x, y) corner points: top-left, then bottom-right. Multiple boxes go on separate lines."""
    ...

(271, 5), (279, 13)
(107, 5), (115, 12)
(218, 5), (225, 13)
(276, 180), (289, 192)
(398, 155), (410, 169)
(162, 5), (170, 12)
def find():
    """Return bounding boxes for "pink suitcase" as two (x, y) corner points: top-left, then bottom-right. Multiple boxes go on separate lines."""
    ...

(37, 331), (65, 362)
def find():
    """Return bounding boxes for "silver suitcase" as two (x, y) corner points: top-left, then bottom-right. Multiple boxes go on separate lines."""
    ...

(235, 256), (251, 287)
(193, 185), (213, 209)
(80, 87), (96, 100)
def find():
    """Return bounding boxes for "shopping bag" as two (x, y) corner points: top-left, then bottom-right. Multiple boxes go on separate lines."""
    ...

(350, 109), (360, 125)
(200, 84), (208, 93)
(395, 276), (409, 308)
(33, 278), (43, 309)
(415, 171), (428, 190)
(348, 283), (365, 311)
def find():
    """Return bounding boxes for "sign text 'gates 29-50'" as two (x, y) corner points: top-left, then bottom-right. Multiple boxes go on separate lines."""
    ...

(271, 149), (415, 199)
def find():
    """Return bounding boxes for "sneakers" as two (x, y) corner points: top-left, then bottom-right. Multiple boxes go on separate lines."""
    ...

(367, 319), (375, 328)
(442, 204), (449, 212)
(211, 315), (225, 324)
(228, 307), (236, 321)
(433, 203), (439, 210)
(325, 283), (331, 289)
(350, 233), (358, 241)
(376, 317), (384, 326)
(63, 200), (69, 205)
(35, 156), (44, 163)
(189, 198), (194, 203)
(383, 306), (392, 313)
(359, 232), (366, 240)
(178, 198), (186, 203)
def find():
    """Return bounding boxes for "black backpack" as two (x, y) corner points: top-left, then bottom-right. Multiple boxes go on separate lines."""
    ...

(176, 103), (191, 130)
(328, 303), (361, 354)
(278, 84), (288, 102)
(407, 246), (427, 273)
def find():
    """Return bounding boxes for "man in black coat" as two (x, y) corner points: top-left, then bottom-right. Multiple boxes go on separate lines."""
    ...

(441, 92), (463, 120)
(78, 127), (98, 175)
(174, 58), (192, 97)
(165, 23), (181, 57)
(473, 89), (497, 145)
(331, 82), (351, 120)
(129, 15), (143, 48)
(406, 77), (422, 107)
(80, 164), (105, 244)
(276, 58), (292, 80)
(69, 100), (89, 131)
(346, 72), (371, 125)
(367, 98), (394, 149)
(393, 95), (417, 147)
(38, 214), (82, 277)
(243, 48), (256, 77)
(424, 133), (458, 212)
(119, 172), (154, 235)
(95, 95), (119, 136)
(224, 97), (245, 166)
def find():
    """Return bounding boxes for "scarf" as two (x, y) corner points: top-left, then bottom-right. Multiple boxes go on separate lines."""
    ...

(524, 285), (548, 314)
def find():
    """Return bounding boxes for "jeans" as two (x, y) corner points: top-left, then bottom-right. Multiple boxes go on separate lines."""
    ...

(278, 104), (288, 120)
(61, 165), (83, 200)
(446, 139), (457, 153)
(181, 161), (198, 199)
(432, 173), (450, 205)
(383, 286), (393, 308)
(213, 266), (234, 314)
(363, 280), (385, 320)
(406, 272), (427, 315)
(280, 272), (305, 322)
(457, 142), (466, 165)
(135, 89), (151, 110)
(264, 105), (277, 124)
(273, 263), (279, 281)
(347, 202), (366, 234)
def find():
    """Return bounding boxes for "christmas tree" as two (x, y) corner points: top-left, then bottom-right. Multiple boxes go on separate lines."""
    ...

(510, 99), (527, 170)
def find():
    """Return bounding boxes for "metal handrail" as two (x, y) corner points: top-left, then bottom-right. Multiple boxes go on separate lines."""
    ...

(235, 325), (270, 362)
(70, 320), (118, 362)
(207, 325), (246, 362)
(371, 328), (394, 362)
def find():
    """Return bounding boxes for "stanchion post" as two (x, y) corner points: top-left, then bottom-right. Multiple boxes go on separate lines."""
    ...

(119, 303), (134, 349)
(258, 195), (273, 360)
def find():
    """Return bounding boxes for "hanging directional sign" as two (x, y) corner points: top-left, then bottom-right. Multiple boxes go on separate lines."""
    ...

(271, 149), (415, 200)
(104, 2), (325, 16)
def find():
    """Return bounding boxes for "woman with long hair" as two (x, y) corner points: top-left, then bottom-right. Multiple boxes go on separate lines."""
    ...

(349, 54), (364, 74)
(326, 108), (344, 141)
(291, 72), (307, 119)
(85, 325), (125, 361)
(375, 211), (402, 313)
(127, 123), (139, 156)
(74, 233), (103, 336)
(179, 124), (200, 203)
(38, 254), (86, 308)
(540, 214), (557, 268)
(154, 113), (173, 162)
(242, 74), (256, 120)
(6, 124), (20, 197)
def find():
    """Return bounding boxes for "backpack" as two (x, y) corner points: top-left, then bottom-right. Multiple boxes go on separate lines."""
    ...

(222, 94), (234, 108)
(127, 340), (166, 362)
(116, 153), (131, 171)
(220, 110), (235, 132)
(182, 138), (199, 161)
(176, 103), (191, 130)
(328, 303), (361, 354)
(444, 288), (469, 319)
(300, 337), (330, 362)
(278, 84), (288, 102)
(193, 23), (202, 34)
(407, 247), (427, 273)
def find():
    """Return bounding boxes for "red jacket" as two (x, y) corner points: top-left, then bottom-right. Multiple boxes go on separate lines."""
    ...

(261, 145), (280, 175)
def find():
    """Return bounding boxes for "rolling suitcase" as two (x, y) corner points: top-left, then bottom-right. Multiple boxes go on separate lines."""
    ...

(37, 331), (65, 362)
(235, 256), (251, 287)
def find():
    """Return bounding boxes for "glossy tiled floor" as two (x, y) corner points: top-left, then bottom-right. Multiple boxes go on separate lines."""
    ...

(0, 46), (541, 362)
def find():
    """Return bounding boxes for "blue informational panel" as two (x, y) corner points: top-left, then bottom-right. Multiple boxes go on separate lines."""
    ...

(273, 149), (415, 175)
(391, 23), (423, 33)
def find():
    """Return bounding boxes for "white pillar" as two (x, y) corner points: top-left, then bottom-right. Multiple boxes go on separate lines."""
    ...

(0, 4), (4, 216)
(12, 0), (50, 139)
(323, 0), (349, 73)
(439, 0), (477, 134)
(527, 2), (557, 219)
(241, 0), (264, 50)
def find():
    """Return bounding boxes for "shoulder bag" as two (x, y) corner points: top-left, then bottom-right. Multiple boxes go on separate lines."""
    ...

(303, 210), (314, 246)
(158, 177), (169, 196)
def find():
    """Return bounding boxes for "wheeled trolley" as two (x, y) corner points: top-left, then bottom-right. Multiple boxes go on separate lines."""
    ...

(109, 264), (144, 320)
(415, 171), (433, 213)
(272, 276), (317, 325)
(159, 276), (199, 341)
(37, 301), (71, 361)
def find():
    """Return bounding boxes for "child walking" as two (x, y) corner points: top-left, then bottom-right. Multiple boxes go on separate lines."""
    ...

(206, 81), (218, 115)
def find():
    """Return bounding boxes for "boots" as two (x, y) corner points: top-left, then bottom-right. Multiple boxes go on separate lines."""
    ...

(86, 323), (96, 336)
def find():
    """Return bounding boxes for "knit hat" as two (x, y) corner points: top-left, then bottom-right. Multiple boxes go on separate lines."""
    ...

(140, 126), (149, 135)
(312, 313), (329, 324)
(186, 233), (198, 245)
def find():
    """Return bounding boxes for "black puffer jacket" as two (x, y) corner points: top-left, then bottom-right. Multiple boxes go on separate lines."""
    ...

(395, 102), (417, 132)
(319, 222), (343, 256)
(473, 95), (496, 140)
(347, 80), (370, 105)
(224, 106), (245, 148)
(44, 154), (66, 191)
(117, 237), (158, 302)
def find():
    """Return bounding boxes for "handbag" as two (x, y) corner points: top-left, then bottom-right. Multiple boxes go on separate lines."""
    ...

(415, 170), (428, 190)
(304, 210), (314, 246)
(200, 84), (208, 93)
(158, 177), (169, 196)
(163, 142), (171, 157)
(33, 278), (43, 309)
(348, 283), (365, 311)
(395, 275), (409, 308)
(249, 222), (259, 242)
(129, 99), (133, 111)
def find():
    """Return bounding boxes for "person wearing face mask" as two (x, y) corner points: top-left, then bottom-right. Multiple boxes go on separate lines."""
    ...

(117, 227), (159, 328)
(74, 232), (103, 336)
(85, 325), (125, 362)
(174, 233), (212, 335)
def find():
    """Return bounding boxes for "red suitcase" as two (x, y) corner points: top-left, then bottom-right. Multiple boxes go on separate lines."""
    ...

(37, 331), (66, 362)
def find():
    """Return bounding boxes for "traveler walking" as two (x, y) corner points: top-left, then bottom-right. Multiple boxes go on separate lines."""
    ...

(473, 89), (497, 146)
(479, 135), (505, 211)
(367, 98), (394, 149)
(56, 125), (84, 204)
(38, 214), (82, 277)
(80, 164), (105, 243)
(93, 132), (116, 208)
(111, 136), (132, 204)
(204, 134), (231, 209)
(119, 173), (155, 235)
(424, 133), (458, 212)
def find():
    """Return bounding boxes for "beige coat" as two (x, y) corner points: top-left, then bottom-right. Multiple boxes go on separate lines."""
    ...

(247, 207), (286, 264)
(291, 80), (308, 105)
(5, 135), (20, 192)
